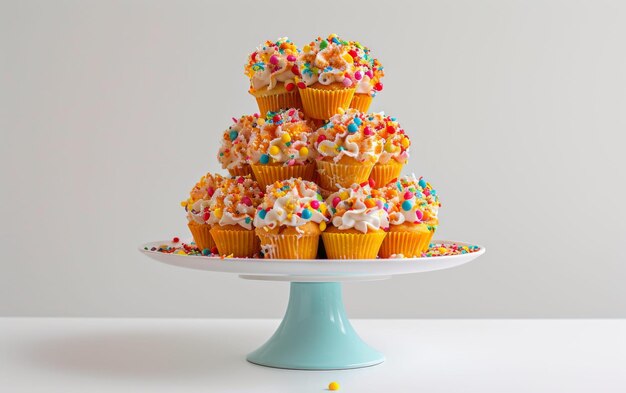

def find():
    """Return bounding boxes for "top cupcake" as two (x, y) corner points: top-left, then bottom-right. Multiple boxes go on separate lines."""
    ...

(206, 175), (263, 230)
(326, 183), (390, 233)
(311, 108), (384, 164)
(297, 34), (357, 88)
(347, 41), (384, 97)
(247, 108), (314, 166)
(218, 114), (261, 171)
(181, 173), (226, 225)
(244, 37), (300, 92)
(254, 178), (329, 233)
(382, 175), (440, 227)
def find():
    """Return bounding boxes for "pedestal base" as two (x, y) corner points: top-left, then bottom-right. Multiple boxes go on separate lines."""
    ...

(247, 282), (384, 370)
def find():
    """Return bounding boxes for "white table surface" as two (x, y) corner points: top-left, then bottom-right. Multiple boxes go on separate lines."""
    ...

(1, 318), (625, 392)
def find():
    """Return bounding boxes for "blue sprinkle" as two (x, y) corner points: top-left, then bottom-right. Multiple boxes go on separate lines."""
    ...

(301, 209), (312, 219)
(353, 117), (362, 126)
(260, 154), (270, 164)
(229, 130), (238, 141)
(418, 178), (427, 188)
(245, 217), (251, 224)
(347, 123), (358, 133)
(402, 200), (412, 211)
(202, 248), (210, 256)
(258, 209), (267, 219)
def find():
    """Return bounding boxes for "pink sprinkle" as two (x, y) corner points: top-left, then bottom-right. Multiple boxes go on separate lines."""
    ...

(365, 70), (373, 78)
(270, 55), (278, 65)
(342, 78), (353, 87)
(404, 191), (413, 200)
(376, 199), (384, 209)
(363, 127), (373, 136)
(287, 159), (296, 166)
(354, 71), (362, 80)
(332, 197), (341, 207)
(207, 187), (215, 197)
(416, 210), (423, 221)
(242, 196), (252, 206)
(310, 200), (320, 209)
(237, 177), (245, 184)
(423, 189), (430, 196)
(288, 109), (295, 116)
(232, 117), (238, 123)
(287, 54), (296, 62)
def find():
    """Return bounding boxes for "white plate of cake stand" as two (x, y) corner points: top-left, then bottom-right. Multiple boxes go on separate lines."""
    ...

(139, 239), (485, 370)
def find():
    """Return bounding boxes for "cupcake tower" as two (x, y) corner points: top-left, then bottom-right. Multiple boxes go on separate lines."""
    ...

(184, 34), (440, 259)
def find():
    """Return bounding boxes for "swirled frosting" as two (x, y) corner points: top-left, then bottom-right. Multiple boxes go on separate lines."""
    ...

(347, 41), (384, 96)
(207, 176), (263, 230)
(217, 114), (261, 170)
(245, 38), (300, 92)
(363, 113), (410, 164)
(297, 34), (356, 87)
(382, 175), (440, 227)
(311, 108), (383, 164)
(181, 173), (226, 224)
(254, 178), (330, 232)
(326, 184), (389, 233)
(247, 109), (315, 166)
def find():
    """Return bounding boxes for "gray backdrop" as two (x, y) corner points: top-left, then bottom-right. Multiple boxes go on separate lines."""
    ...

(2, 0), (625, 318)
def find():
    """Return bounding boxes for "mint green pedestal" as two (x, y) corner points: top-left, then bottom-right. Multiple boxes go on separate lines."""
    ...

(246, 282), (384, 370)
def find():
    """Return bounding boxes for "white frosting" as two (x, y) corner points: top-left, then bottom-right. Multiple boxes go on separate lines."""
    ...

(187, 199), (211, 224)
(247, 38), (299, 91)
(299, 38), (354, 87)
(327, 185), (389, 234)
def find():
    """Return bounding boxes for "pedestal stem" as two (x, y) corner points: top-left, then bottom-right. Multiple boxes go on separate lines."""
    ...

(247, 282), (384, 370)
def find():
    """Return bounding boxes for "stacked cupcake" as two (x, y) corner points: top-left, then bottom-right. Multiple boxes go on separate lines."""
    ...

(182, 34), (440, 259)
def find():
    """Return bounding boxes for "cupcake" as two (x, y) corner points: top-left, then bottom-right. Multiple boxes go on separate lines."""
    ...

(378, 175), (436, 258)
(248, 108), (316, 189)
(207, 175), (263, 257)
(296, 34), (357, 119)
(217, 114), (261, 178)
(347, 41), (384, 112)
(322, 183), (389, 259)
(312, 108), (383, 192)
(245, 38), (302, 115)
(254, 178), (330, 259)
(368, 114), (410, 187)
(181, 172), (226, 252)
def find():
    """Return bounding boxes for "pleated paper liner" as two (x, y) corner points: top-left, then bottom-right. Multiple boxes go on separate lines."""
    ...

(228, 164), (255, 180)
(315, 160), (374, 191)
(209, 225), (260, 257)
(349, 93), (373, 112)
(322, 229), (387, 259)
(299, 86), (356, 119)
(251, 162), (316, 190)
(369, 161), (404, 188)
(252, 90), (303, 115)
(187, 221), (215, 251)
(257, 233), (320, 259)
(378, 229), (431, 258)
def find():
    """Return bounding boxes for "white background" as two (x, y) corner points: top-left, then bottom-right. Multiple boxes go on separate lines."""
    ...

(2, 0), (625, 318)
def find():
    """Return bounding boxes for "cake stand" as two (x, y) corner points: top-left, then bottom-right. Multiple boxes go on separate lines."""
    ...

(139, 239), (485, 370)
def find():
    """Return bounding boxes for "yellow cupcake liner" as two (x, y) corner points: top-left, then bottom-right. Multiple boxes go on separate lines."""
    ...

(187, 222), (215, 251)
(209, 226), (259, 257)
(257, 233), (320, 259)
(378, 230), (432, 258)
(349, 93), (373, 112)
(315, 160), (374, 191)
(369, 161), (404, 188)
(228, 165), (254, 179)
(322, 231), (387, 259)
(253, 90), (302, 115)
(299, 87), (356, 120)
(251, 162), (315, 190)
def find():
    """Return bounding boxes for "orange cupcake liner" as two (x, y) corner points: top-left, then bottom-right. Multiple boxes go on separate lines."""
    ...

(299, 87), (355, 119)
(209, 226), (260, 257)
(257, 233), (320, 259)
(369, 161), (404, 188)
(315, 160), (374, 191)
(187, 222), (215, 251)
(322, 231), (387, 259)
(254, 90), (302, 115)
(228, 165), (255, 179)
(251, 162), (315, 190)
(378, 230), (431, 258)
(349, 93), (373, 112)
